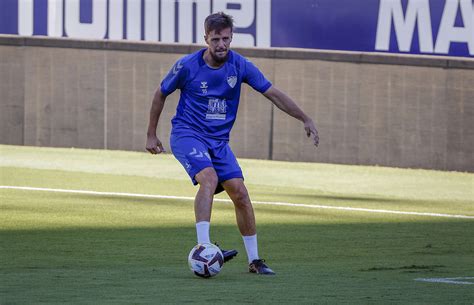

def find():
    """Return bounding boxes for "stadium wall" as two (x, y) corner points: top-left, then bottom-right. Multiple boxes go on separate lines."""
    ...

(1, 35), (473, 172)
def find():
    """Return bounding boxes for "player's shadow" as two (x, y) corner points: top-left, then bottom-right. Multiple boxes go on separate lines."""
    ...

(258, 192), (399, 203)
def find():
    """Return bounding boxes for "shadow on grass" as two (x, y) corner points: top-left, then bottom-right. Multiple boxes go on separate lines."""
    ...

(1, 220), (474, 305)
(272, 193), (398, 203)
(255, 192), (474, 213)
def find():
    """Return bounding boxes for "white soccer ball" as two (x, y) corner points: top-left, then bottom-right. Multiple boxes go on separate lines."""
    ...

(188, 243), (224, 278)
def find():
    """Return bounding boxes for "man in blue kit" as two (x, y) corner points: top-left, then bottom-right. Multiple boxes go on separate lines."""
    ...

(146, 12), (319, 275)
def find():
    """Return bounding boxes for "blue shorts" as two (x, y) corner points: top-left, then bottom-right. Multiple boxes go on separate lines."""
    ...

(170, 132), (243, 192)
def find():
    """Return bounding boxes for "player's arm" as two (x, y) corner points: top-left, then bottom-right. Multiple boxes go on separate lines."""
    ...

(146, 89), (167, 154)
(262, 86), (319, 147)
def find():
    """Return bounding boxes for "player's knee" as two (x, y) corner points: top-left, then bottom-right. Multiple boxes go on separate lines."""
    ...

(196, 168), (218, 191)
(232, 187), (251, 209)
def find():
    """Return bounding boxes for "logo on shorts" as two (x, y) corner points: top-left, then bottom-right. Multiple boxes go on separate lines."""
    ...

(227, 76), (237, 88)
(189, 148), (211, 160)
(184, 161), (191, 170)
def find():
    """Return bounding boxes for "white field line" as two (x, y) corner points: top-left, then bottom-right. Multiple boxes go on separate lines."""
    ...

(1, 185), (474, 220)
(415, 277), (474, 285)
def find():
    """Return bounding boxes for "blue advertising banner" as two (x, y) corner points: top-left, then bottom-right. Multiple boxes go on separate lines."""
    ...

(0, 0), (472, 57)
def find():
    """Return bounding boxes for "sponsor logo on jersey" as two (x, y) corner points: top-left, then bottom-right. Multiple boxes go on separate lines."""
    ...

(206, 98), (227, 120)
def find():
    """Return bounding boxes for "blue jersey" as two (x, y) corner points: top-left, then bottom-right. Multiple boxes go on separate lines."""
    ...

(161, 49), (272, 140)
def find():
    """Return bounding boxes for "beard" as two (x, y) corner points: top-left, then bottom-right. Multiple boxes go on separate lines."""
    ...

(210, 49), (229, 64)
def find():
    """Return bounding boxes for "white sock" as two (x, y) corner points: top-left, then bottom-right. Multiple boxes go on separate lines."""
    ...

(242, 234), (259, 263)
(195, 221), (211, 244)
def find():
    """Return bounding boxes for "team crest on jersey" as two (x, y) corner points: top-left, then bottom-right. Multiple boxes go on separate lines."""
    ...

(227, 76), (237, 88)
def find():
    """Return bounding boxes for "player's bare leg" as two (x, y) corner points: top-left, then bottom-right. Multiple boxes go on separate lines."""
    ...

(222, 178), (256, 236)
(194, 167), (218, 223)
(223, 178), (275, 275)
(194, 167), (238, 262)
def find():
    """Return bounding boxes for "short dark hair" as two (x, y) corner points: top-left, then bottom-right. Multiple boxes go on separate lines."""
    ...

(204, 12), (234, 35)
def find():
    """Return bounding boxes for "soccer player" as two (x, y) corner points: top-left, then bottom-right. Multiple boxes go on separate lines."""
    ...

(146, 12), (319, 275)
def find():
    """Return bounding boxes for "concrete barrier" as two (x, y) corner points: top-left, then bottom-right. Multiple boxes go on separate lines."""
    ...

(1, 35), (473, 172)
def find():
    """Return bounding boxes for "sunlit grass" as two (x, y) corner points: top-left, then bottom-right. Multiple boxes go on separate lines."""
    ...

(1, 145), (473, 304)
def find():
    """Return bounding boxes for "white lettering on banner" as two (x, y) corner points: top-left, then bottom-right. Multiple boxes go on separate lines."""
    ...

(109, 0), (124, 39)
(435, 0), (474, 55)
(127, 0), (142, 40)
(18, 0), (33, 36)
(178, 0), (211, 44)
(48, 0), (63, 37)
(161, 0), (175, 43)
(257, 0), (272, 47)
(376, 0), (433, 52)
(19, 0), (64, 37)
(214, 0), (255, 46)
(179, 1), (194, 43)
(65, 0), (107, 39)
(145, 0), (159, 41)
(376, 0), (474, 55)
(16, 0), (270, 47)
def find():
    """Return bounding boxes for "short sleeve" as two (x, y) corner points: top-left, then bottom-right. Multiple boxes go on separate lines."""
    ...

(243, 59), (272, 93)
(160, 59), (187, 96)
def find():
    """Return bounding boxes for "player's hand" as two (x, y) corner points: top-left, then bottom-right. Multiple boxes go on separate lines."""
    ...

(146, 134), (166, 154)
(304, 118), (319, 147)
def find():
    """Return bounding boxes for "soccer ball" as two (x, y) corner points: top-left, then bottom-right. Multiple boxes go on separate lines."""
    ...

(188, 243), (224, 278)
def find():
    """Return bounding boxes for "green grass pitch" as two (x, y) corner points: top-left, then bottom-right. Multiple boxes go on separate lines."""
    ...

(1, 145), (473, 304)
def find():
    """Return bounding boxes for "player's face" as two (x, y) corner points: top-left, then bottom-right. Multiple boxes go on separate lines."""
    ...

(205, 27), (233, 64)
